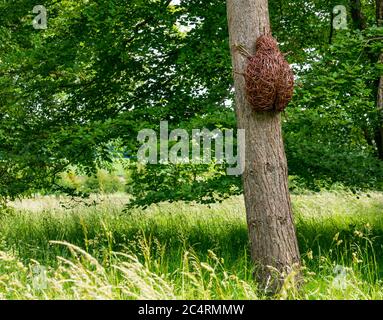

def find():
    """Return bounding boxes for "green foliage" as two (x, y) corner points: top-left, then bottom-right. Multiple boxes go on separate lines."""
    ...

(127, 162), (241, 207)
(284, 27), (383, 190)
(58, 167), (128, 194)
(0, 0), (383, 205)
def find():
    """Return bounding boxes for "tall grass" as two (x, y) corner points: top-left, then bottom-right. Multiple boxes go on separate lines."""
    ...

(0, 191), (383, 299)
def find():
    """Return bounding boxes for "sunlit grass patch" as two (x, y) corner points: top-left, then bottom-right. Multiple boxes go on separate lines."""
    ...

(0, 191), (382, 299)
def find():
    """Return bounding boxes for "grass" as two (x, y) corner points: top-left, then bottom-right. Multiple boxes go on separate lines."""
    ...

(0, 191), (383, 299)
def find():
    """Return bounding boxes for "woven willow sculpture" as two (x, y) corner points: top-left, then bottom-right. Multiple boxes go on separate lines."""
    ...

(239, 35), (294, 112)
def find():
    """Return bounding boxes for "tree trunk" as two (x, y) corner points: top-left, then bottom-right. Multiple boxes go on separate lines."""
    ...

(377, 0), (383, 26)
(350, 0), (367, 30)
(329, 9), (334, 44)
(375, 0), (383, 160)
(226, 0), (301, 292)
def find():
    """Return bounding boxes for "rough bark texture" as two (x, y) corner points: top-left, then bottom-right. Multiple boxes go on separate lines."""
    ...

(226, 0), (301, 291)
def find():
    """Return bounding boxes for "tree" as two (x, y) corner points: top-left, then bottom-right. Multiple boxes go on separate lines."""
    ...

(351, 0), (367, 30)
(376, 0), (383, 159)
(226, 0), (301, 291)
(348, 0), (383, 160)
(0, 0), (191, 200)
(2, 0), (379, 203)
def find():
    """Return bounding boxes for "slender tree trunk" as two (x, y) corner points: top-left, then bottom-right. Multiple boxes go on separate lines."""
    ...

(350, 0), (367, 30)
(377, 0), (383, 26)
(375, 0), (383, 160)
(329, 10), (334, 44)
(226, 0), (301, 292)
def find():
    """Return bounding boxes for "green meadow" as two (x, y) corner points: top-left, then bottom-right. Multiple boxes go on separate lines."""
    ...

(1, 191), (382, 300)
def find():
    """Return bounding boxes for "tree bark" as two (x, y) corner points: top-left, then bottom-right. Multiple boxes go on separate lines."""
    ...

(226, 0), (301, 292)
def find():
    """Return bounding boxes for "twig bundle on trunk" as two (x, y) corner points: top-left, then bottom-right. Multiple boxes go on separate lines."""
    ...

(244, 35), (294, 112)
